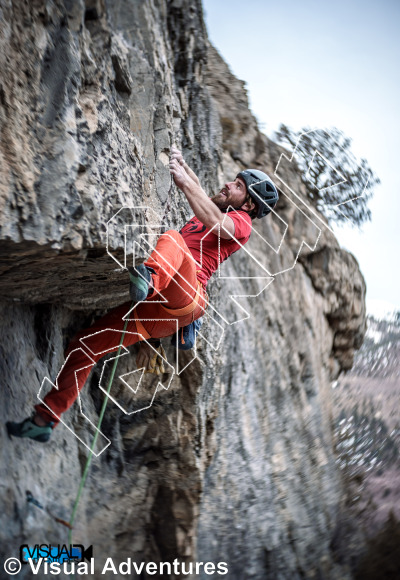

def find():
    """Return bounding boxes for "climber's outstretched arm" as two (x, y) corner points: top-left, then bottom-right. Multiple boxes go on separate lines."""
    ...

(169, 156), (235, 239)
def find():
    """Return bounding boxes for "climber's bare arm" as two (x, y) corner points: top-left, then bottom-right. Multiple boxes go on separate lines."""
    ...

(170, 146), (200, 186)
(169, 156), (235, 239)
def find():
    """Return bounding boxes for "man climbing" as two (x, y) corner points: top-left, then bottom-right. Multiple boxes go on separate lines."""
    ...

(7, 147), (278, 443)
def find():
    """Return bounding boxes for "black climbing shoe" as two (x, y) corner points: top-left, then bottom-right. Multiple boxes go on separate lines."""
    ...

(128, 264), (154, 302)
(6, 416), (54, 443)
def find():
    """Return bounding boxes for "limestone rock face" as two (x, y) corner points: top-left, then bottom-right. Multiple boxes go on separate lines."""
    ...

(0, 1), (365, 579)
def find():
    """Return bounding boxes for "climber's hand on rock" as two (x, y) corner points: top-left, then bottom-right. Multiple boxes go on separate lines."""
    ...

(169, 157), (191, 190)
(171, 146), (201, 187)
(170, 146), (185, 166)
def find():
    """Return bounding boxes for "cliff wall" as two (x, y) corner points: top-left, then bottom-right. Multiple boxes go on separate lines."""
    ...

(0, 1), (366, 578)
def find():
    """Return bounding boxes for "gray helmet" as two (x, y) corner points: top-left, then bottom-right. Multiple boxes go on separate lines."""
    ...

(237, 169), (279, 218)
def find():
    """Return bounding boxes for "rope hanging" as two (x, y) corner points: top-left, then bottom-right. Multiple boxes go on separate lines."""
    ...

(67, 310), (132, 545)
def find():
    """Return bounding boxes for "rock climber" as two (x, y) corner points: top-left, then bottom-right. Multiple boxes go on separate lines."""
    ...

(7, 146), (279, 443)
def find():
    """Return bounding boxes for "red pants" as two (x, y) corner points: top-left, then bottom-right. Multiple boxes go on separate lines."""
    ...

(35, 230), (207, 426)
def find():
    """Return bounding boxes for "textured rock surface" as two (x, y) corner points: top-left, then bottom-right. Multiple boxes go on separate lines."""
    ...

(0, 1), (366, 579)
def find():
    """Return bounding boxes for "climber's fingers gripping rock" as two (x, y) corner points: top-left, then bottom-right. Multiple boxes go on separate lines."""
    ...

(170, 146), (185, 166)
(169, 157), (191, 190)
(170, 147), (201, 187)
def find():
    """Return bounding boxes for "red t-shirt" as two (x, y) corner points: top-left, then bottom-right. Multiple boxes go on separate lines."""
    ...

(179, 210), (252, 288)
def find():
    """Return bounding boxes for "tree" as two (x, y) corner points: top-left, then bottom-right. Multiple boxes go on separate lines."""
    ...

(274, 124), (380, 227)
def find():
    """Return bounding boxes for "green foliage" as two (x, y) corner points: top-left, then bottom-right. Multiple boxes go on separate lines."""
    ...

(335, 406), (399, 475)
(275, 124), (380, 227)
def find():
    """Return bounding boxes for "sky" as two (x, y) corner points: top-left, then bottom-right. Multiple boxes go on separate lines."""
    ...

(202, 0), (400, 317)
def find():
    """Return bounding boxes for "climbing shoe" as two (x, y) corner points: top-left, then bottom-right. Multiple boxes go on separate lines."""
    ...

(128, 264), (154, 302)
(6, 416), (54, 443)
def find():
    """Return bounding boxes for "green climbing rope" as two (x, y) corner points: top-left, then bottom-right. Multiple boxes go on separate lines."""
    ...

(67, 311), (132, 545)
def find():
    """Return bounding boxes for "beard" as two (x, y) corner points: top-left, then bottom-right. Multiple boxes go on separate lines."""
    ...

(210, 192), (229, 209)
(210, 192), (244, 211)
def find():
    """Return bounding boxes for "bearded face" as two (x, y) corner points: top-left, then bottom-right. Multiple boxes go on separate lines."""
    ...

(210, 190), (232, 209)
(210, 177), (250, 210)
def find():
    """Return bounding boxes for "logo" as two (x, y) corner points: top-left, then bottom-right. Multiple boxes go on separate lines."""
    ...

(19, 544), (93, 565)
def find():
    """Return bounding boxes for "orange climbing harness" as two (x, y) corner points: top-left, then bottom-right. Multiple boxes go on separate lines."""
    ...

(159, 280), (203, 316)
(133, 279), (207, 345)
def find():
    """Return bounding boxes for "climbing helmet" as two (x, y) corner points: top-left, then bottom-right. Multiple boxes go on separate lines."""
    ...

(237, 169), (279, 218)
